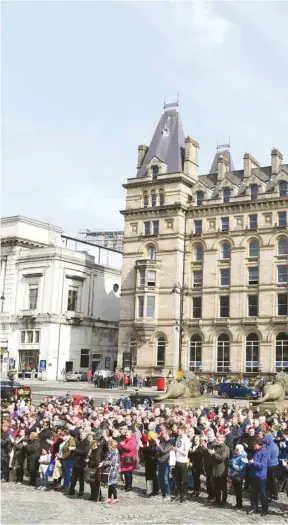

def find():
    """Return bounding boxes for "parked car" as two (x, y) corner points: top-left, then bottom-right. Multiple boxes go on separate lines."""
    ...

(65, 371), (88, 382)
(218, 382), (261, 399)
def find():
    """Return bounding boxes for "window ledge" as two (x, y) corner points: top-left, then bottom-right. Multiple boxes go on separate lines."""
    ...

(213, 318), (229, 324)
(65, 311), (84, 319)
(241, 317), (258, 324)
(276, 255), (288, 260)
(277, 283), (288, 287)
(271, 316), (288, 324)
(247, 257), (259, 262)
(219, 259), (231, 264)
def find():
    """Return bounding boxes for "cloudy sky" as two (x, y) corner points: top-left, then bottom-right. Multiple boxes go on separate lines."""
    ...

(2, 1), (288, 235)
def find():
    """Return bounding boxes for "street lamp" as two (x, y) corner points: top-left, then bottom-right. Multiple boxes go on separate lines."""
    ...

(172, 283), (189, 371)
(1, 295), (5, 313)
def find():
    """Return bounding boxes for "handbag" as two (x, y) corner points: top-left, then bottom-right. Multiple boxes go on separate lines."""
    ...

(101, 468), (110, 485)
(123, 455), (133, 467)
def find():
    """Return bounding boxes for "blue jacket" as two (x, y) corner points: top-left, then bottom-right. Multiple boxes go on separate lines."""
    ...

(229, 450), (247, 477)
(264, 434), (279, 467)
(250, 447), (269, 479)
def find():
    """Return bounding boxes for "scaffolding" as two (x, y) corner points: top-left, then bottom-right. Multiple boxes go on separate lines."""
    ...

(78, 229), (124, 253)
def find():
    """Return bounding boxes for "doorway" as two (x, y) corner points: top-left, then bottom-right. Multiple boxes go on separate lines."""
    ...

(65, 361), (73, 373)
(91, 361), (100, 374)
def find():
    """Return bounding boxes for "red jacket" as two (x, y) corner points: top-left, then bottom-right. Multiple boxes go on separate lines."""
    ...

(118, 434), (137, 472)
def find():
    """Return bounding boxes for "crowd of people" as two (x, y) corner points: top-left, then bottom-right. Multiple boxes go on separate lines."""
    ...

(1, 393), (288, 515)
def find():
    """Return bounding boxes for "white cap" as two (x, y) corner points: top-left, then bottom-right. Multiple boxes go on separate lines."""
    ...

(235, 444), (244, 453)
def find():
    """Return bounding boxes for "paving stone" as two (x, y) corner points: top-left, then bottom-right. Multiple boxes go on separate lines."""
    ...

(1, 471), (287, 524)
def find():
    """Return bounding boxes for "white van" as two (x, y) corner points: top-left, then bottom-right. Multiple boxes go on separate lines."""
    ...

(93, 370), (113, 379)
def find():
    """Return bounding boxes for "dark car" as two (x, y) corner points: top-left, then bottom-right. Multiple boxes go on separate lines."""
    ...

(218, 382), (261, 400)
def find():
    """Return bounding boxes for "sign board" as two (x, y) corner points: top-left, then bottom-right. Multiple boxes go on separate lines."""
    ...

(39, 360), (47, 372)
(105, 357), (111, 369)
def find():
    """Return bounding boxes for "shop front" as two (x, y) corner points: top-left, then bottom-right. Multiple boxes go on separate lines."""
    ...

(18, 349), (39, 378)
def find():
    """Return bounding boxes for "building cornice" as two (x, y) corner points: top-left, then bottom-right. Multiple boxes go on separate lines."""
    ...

(1, 215), (63, 233)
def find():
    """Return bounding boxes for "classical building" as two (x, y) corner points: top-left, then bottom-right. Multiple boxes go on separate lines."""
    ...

(0, 216), (122, 379)
(118, 104), (288, 377)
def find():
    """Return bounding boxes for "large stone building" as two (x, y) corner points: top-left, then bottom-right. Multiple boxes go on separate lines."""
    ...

(0, 216), (122, 379)
(118, 104), (288, 377)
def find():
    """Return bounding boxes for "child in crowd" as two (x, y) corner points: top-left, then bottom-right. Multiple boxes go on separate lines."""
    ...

(38, 447), (51, 491)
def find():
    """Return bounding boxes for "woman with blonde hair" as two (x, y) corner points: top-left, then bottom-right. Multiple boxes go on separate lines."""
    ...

(102, 439), (120, 504)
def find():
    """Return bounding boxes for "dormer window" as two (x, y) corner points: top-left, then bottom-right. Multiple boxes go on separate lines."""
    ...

(279, 181), (287, 197)
(250, 184), (258, 201)
(196, 191), (204, 207)
(223, 188), (231, 203)
(152, 166), (159, 178)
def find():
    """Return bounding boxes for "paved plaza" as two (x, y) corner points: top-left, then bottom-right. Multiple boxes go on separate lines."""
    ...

(1, 470), (287, 525)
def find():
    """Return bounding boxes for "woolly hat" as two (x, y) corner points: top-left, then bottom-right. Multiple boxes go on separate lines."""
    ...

(235, 444), (244, 453)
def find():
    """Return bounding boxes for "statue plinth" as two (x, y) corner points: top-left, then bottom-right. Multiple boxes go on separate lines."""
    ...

(154, 396), (208, 409)
(252, 400), (288, 413)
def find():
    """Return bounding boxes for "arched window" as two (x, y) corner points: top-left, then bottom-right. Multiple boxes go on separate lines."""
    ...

(189, 335), (202, 371)
(128, 337), (137, 369)
(279, 181), (288, 197)
(276, 332), (288, 372)
(246, 333), (259, 372)
(217, 334), (230, 372)
(159, 190), (165, 207)
(249, 239), (259, 258)
(152, 166), (159, 178)
(143, 192), (149, 209)
(196, 191), (204, 207)
(278, 237), (288, 256)
(221, 242), (231, 260)
(151, 191), (156, 207)
(223, 188), (231, 203)
(147, 244), (156, 260)
(156, 336), (165, 366)
(194, 243), (203, 262)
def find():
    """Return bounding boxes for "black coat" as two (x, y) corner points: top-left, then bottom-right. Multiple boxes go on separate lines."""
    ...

(87, 448), (102, 482)
(1, 431), (12, 463)
(26, 439), (40, 472)
(189, 445), (203, 471)
(38, 428), (52, 451)
(142, 445), (158, 480)
(71, 438), (90, 469)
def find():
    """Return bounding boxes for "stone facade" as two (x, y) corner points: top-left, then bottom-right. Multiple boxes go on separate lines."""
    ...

(0, 216), (122, 379)
(118, 106), (288, 377)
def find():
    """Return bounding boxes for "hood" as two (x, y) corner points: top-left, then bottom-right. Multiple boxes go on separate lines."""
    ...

(234, 450), (247, 459)
(264, 434), (274, 445)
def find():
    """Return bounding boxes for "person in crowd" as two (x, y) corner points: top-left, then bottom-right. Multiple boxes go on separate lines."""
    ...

(174, 425), (191, 503)
(264, 433), (280, 500)
(1, 421), (12, 482)
(102, 439), (120, 504)
(38, 446), (51, 491)
(202, 430), (217, 500)
(61, 429), (76, 492)
(25, 432), (40, 487)
(68, 430), (90, 497)
(9, 428), (27, 483)
(229, 443), (247, 510)
(208, 433), (230, 506)
(118, 429), (137, 492)
(189, 435), (203, 497)
(245, 437), (269, 516)
(86, 439), (102, 502)
(240, 425), (258, 490)
(142, 431), (159, 497)
(155, 425), (173, 502)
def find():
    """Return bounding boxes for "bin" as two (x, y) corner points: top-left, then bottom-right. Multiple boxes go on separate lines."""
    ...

(157, 377), (166, 391)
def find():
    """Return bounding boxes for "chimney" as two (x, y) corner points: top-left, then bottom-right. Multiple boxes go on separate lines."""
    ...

(184, 136), (199, 181)
(217, 155), (229, 181)
(137, 145), (148, 171)
(243, 153), (260, 180)
(271, 148), (283, 175)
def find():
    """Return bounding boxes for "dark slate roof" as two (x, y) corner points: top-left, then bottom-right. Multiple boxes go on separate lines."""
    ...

(209, 149), (235, 174)
(137, 109), (185, 177)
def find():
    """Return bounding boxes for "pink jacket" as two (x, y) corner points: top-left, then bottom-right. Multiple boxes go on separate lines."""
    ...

(119, 434), (137, 472)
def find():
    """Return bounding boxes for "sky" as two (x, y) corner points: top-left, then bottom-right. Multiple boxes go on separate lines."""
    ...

(2, 1), (288, 235)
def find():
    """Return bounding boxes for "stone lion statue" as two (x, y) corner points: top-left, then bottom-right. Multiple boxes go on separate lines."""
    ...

(255, 372), (288, 404)
(154, 371), (200, 401)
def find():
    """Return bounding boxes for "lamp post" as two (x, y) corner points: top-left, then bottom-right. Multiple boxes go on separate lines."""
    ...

(1, 295), (5, 313)
(172, 283), (189, 372)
